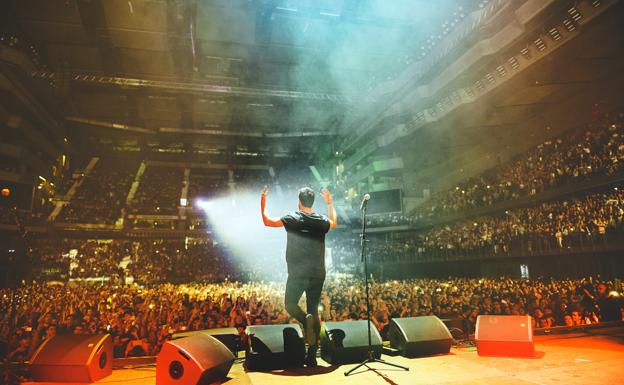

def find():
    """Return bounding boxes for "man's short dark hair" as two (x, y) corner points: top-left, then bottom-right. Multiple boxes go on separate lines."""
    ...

(298, 187), (315, 208)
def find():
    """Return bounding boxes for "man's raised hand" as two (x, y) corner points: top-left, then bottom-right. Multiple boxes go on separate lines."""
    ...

(321, 187), (337, 228)
(261, 185), (283, 227)
(321, 187), (333, 205)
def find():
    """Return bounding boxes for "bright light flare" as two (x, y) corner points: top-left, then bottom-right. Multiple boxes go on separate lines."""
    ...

(195, 189), (291, 278)
(195, 199), (213, 211)
(196, 186), (333, 280)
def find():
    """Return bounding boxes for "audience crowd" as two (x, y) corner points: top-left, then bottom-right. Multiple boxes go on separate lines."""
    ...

(416, 188), (624, 258)
(0, 208), (45, 227)
(330, 187), (624, 264)
(3, 108), (624, 383)
(131, 166), (182, 215)
(1, 276), (621, 363)
(354, 111), (624, 228)
(58, 159), (136, 224)
(22, 110), (619, 230)
(0, 207), (14, 225)
(26, 238), (240, 284)
(7, 168), (624, 284)
(187, 173), (227, 205)
(411, 112), (624, 220)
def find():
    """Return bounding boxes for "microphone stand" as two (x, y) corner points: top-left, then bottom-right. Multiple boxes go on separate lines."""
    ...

(344, 203), (409, 376)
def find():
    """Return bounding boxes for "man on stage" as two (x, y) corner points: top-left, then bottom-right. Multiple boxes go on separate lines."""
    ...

(260, 186), (337, 367)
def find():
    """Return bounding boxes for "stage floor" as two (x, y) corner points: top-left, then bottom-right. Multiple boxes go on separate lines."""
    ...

(24, 327), (624, 385)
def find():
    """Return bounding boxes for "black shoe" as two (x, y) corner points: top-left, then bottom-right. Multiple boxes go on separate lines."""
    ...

(306, 345), (318, 368)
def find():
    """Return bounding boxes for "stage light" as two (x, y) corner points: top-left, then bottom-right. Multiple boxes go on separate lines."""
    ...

(195, 199), (212, 211)
(534, 38), (546, 51)
(1, 187), (9, 197)
(276, 6), (297, 13)
(196, 188), (300, 277)
(520, 47), (531, 60)
(508, 56), (520, 70)
(563, 19), (576, 32)
(567, 7), (582, 22)
(548, 27), (561, 41)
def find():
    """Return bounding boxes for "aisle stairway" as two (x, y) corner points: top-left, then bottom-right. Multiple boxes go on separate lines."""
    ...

(47, 157), (99, 222)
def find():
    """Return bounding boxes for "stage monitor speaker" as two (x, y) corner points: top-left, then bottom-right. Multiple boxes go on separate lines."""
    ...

(320, 320), (382, 364)
(172, 327), (240, 354)
(388, 316), (452, 357)
(475, 315), (535, 357)
(156, 333), (235, 385)
(245, 324), (305, 371)
(30, 334), (113, 383)
(441, 317), (468, 340)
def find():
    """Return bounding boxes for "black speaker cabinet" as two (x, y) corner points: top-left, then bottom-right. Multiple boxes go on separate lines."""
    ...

(156, 333), (235, 385)
(172, 327), (241, 354)
(30, 334), (113, 382)
(320, 320), (382, 364)
(388, 316), (452, 357)
(245, 324), (305, 371)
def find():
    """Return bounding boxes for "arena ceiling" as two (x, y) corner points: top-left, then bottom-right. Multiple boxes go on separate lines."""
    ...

(2, 0), (623, 187)
(4, 0), (484, 161)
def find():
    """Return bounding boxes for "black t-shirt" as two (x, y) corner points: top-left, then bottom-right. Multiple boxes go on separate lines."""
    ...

(281, 211), (331, 278)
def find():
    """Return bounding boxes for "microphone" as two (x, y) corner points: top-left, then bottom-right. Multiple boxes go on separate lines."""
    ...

(360, 193), (371, 211)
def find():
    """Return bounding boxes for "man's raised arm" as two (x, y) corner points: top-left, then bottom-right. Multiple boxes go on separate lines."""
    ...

(260, 185), (284, 227)
(321, 188), (337, 229)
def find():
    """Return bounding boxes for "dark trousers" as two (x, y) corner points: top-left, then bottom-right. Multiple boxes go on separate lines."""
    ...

(284, 276), (324, 344)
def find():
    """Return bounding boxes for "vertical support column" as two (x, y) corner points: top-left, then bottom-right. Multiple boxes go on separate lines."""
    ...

(179, 167), (191, 219)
